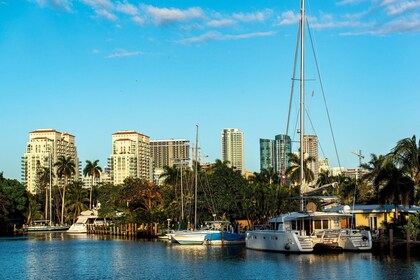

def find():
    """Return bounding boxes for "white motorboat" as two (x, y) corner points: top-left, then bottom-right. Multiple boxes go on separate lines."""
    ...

(67, 210), (103, 233)
(246, 212), (314, 253)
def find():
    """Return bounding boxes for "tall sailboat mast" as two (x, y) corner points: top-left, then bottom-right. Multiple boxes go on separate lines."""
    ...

(194, 125), (199, 229)
(299, 0), (305, 211)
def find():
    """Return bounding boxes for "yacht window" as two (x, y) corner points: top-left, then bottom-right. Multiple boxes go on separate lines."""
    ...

(323, 220), (329, 229)
(314, 220), (322, 229)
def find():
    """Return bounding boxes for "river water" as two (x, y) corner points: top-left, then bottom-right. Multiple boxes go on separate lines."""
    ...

(1, 233), (419, 280)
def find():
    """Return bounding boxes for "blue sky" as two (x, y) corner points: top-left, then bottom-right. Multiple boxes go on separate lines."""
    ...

(0, 0), (419, 180)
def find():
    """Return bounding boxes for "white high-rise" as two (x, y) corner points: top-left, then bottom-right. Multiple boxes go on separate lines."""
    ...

(22, 129), (79, 194)
(109, 130), (152, 185)
(221, 128), (244, 174)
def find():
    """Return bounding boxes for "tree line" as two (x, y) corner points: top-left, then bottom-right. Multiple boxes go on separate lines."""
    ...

(0, 135), (419, 235)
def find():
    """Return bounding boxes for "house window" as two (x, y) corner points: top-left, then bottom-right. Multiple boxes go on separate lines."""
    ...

(369, 216), (378, 230)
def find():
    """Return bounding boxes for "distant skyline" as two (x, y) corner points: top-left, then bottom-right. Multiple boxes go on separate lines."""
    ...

(0, 0), (419, 180)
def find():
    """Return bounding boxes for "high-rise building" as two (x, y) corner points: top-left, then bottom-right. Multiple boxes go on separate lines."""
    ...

(109, 130), (152, 185)
(22, 129), (79, 194)
(150, 139), (190, 169)
(303, 135), (319, 179)
(260, 139), (274, 171)
(274, 134), (292, 176)
(221, 128), (244, 174)
(259, 134), (292, 176)
(150, 139), (190, 184)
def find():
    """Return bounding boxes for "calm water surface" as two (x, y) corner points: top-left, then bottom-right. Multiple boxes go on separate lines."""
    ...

(1, 233), (419, 280)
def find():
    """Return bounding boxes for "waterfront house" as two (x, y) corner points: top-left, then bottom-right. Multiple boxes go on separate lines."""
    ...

(326, 205), (420, 230)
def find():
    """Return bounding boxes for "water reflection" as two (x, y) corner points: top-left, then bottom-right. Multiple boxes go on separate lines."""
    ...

(1, 233), (420, 280)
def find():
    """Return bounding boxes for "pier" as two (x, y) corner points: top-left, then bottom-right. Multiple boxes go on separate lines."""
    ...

(86, 223), (160, 238)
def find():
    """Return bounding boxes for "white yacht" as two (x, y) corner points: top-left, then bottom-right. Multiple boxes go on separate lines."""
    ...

(246, 213), (314, 253)
(67, 210), (101, 234)
(246, 209), (372, 252)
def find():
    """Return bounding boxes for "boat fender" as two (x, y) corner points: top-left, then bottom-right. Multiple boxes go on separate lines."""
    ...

(285, 243), (290, 250)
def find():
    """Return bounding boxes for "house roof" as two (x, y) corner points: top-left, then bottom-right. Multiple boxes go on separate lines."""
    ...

(325, 204), (420, 214)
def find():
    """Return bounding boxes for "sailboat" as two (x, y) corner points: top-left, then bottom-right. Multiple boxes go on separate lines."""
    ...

(245, 0), (371, 252)
(25, 152), (69, 232)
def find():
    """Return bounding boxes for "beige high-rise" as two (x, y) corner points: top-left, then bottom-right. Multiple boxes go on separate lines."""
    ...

(22, 129), (79, 194)
(303, 135), (319, 179)
(109, 130), (152, 185)
(150, 139), (190, 169)
(221, 128), (244, 174)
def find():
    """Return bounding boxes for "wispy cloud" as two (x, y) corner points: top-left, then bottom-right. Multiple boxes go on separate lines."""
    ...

(384, 1), (420, 16)
(232, 10), (272, 22)
(142, 5), (204, 26)
(107, 48), (142, 58)
(81, 0), (117, 20)
(116, 1), (138, 16)
(178, 31), (276, 45)
(32, 0), (72, 12)
(207, 19), (236, 27)
(276, 11), (300, 26)
(132, 15), (145, 26)
(337, 0), (368, 6)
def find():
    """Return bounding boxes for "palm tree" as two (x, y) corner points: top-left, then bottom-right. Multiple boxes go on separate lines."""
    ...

(54, 156), (76, 224)
(159, 165), (179, 186)
(391, 135), (420, 186)
(66, 181), (89, 223)
(316, 169), (332, 187)
(83, 160), (102, 210)
(285, 153), (316, 186)
(374, 161), (415, 220)
(37, 166), (54, 220)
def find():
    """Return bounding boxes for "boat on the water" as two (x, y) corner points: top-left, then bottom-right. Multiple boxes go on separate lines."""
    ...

(24, 220), (69, 232)
(67, 210), (106, 234)
(246, 213), (314, 253)
(172, 221), (244, 245)
(246, 208), (372, 252)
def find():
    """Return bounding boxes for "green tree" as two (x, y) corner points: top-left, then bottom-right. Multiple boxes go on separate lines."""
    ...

(54, 156), (76, 224)
(204, 160), (247, 221)
(26, 194), (43, 225)
(403, 213), (420, 241)
(391, 135), (420, 186)
(97, 183), (121, 218)
(0, 175), (28, 233)
(37, 166), (54, 220)
(285, 153), (316, 186)
(374, 162), (415, 220)
(66, 181), (89, 223)
(83, 160), (102, 210)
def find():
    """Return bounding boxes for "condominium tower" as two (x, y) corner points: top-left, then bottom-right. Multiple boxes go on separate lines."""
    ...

(109, 130), (152, 185)
(150, 139), (190, 169)
(303, 135), (319, 179)
(22, 129), (79, 194)
(260, 134), (292, 175)
(221, 128), (244, 174)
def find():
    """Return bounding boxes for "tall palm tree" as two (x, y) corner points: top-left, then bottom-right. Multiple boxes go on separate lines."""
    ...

(37, 166), (54, 220)
(54, 156), (76, 224)
(391, 135), (420, 186)
(285, 153), (316, 186)
(66, 181), (89, 224)
(83, 160), (102, 210)
(374, 161), (415, 220)
(316, 169), (332, 187)
(159, 165), (179, 186)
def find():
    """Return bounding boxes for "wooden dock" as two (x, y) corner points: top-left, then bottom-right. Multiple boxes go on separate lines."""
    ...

(86, 223), (160, 238)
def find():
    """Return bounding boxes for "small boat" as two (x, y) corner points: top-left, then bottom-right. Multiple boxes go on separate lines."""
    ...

(171, 221), (234, 245)
(67, 210), (106, 234)
(204, 221), (245, 245)
(24, 220), (70, 232)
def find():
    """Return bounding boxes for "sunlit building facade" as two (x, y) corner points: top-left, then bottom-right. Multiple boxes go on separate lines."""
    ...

(109, 130), (152, 185)
(221, 128), (244, 174)
(22, 129), (79, 194)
